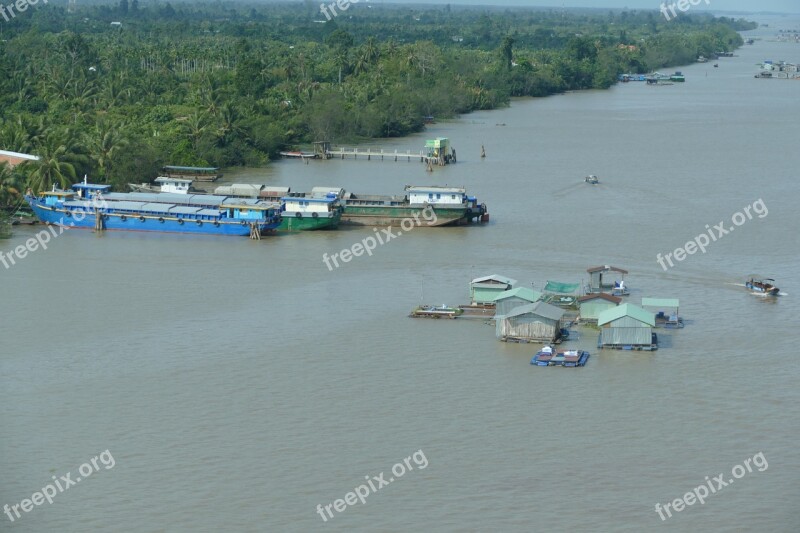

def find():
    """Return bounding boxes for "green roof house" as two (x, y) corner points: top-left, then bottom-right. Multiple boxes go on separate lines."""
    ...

(496, 301), (565, 342)
(597, 303), (656, 349)
(470, 274), (517, 305)
(491, 287), (543, 316)
(578, 293), (621, 323)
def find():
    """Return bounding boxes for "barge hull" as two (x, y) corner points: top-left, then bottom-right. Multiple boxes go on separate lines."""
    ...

(28, 202), (279, 236)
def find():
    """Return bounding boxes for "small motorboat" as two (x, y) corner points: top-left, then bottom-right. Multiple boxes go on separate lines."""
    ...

(585, 175), (599, 184)
(745, 278), (780, 296)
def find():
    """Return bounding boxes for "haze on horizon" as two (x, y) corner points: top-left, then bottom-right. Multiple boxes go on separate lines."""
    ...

(376, 0), (799, 14)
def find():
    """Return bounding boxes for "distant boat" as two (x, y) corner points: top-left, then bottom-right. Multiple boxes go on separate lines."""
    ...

(745, 277), (780, 296)
(669, 71), (686, 82)
(585, 175), (599, 184)
(162, 165), (221, 182)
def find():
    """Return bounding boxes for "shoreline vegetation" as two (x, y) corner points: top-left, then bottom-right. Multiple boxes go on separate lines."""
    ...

(0, 1), (754, 207)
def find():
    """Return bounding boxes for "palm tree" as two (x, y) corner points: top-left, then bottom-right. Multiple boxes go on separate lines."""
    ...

(0, 162), (25, 209)
(25, 129), (85, 193)
(179, 112), (209, 152)
(88, 120), (128, 181)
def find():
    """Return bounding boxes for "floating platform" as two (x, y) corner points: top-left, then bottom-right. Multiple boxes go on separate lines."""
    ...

(458, 304), (496, 319)
(531, 350), (590, 367)
(409, 305), (464, 319)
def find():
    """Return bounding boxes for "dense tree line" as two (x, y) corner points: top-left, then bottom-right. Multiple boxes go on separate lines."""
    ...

(0, 1), (752, 205)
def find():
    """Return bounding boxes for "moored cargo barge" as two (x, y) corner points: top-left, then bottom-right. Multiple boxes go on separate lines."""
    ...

(341, 185), (488, 227)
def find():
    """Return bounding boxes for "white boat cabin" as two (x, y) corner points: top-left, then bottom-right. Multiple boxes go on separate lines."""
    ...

(282, 195), (338, 215)
(405, 186), (466, 205)
(155, 177), (193, 194)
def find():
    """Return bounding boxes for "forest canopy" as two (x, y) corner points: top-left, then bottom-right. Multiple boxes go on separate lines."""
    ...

(0, 1), (753, 202)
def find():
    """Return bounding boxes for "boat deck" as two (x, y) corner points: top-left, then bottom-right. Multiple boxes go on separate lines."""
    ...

(409, 305), (463, 319)
(531, 350), (590, 367)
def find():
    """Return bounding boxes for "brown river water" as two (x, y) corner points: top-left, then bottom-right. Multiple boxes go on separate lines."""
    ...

(1, 15), (798, 532)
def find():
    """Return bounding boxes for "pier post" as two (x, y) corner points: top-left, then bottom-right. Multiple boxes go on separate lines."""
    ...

(367, 149), (370, 161)
(94, 208), (104, 231)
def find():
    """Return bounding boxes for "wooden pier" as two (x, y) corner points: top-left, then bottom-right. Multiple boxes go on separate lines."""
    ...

(280, 141), (456, 168)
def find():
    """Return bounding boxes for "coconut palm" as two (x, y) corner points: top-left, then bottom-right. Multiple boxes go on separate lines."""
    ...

(88, 120), (129, 181)
(25, 129), (86, 193)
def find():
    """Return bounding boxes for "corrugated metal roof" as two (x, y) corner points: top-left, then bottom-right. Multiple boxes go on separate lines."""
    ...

(587, 265), (628, 274)
(163, 165), (218, 171)
(471, 274), (517, 286)
(310, 187), (345, 198)
(169, 206), (203, 215)
(140, 203), (175, 214)
(597, 303), (655, 327)
(155, 177), (192, 184)
(578, 293), (622, 304)
(406, 185), (465, 194)
(503, 301), (565, 321)
(107, 200), (148, 211)
(641, 298), (679, 309)
(282, 196), (334, 203)
(491, 287), (543, 303)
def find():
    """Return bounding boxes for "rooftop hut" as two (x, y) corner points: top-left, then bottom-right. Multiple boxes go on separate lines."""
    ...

(587, 265), (629, 295)
(469, 275), (517, 305)
(597, 303), (656, 349)
(496, 301), (565, 343)
(491, 287), (543, 317)
(578, 293), (622, 323)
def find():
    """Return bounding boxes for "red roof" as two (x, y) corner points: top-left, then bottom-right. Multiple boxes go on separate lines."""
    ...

(578, 293), (622, 304)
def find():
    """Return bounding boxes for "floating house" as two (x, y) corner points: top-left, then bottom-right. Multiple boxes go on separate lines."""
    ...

(470, 275), (517, 305)
(491, 287), (543, 316)
(641, 298), (683, 328)
(597, 303), (656, 350)
(496, 301), (565, 343)
(578, 293), (621, 323)
(586, 265), (628, 295)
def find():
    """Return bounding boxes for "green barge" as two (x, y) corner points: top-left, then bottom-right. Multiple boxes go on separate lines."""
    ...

(341, 186), (488, 227)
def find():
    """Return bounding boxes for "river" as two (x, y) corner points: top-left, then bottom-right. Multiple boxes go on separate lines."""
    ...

(1, 15), (798, 533)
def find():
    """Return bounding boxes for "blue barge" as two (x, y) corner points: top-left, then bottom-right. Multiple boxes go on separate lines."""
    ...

(25, 181), (282, 236)
(531, 349), (590, 367)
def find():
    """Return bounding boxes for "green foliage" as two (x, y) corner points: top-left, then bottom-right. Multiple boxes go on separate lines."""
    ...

(0, 1), (750, 207)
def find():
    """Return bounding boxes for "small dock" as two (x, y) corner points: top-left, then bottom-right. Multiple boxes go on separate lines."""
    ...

(409, 305), (463, 319)
(281, 140), (457, 167)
